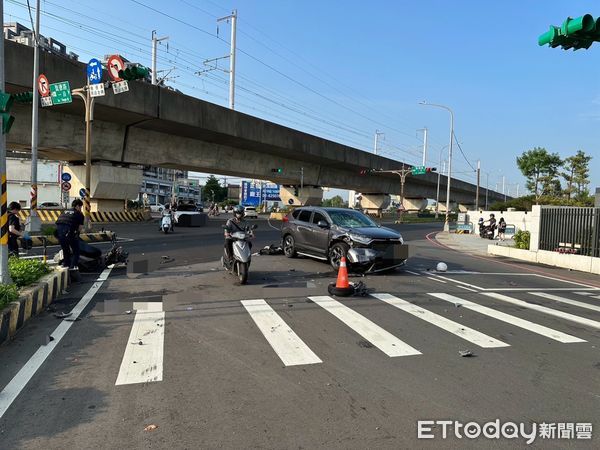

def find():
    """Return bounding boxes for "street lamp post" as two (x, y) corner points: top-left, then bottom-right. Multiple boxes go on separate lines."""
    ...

(420, 101), (454, 231)
(434, 145), (448, 219)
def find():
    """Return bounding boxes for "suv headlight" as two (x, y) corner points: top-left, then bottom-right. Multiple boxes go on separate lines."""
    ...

(349, 233), (372, 245)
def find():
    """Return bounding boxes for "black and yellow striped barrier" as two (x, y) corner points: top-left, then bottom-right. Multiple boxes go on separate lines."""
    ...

(18, 210), (145, 223)
(0, 267), (70, 345)
(19, 231), (115, 247)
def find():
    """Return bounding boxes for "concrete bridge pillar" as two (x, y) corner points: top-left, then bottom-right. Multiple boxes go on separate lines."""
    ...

(435, 201), (458, 213)
(279, 186), (323, 206)
(359, 193), (390, 216)
(65, 164), (142, 212)
(458, 204), (475, 213)
(402, 197), (428, 212)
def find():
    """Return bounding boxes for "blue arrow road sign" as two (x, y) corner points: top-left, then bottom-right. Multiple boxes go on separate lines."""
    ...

(87, 58), (103, 84)
(79, 188), (87, 198)
(61, 172), (72, 182)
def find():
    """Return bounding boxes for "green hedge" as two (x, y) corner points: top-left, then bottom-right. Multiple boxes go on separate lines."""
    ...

(8, 257), (50, 288)
(0, 284), (19, 309)
(514, 230), (531, 250)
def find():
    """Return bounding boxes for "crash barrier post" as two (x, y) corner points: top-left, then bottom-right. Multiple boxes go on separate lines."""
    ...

(42, 237), (47, 263)
(17, 209), (146, 223)
(336, 257), (350, 289)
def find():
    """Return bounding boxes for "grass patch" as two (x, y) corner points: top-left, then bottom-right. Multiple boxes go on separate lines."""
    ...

(8, 257), (50, 288)
(0, 284), (19, 309)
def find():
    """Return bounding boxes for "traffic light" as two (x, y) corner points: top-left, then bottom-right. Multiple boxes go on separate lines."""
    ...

(538, 14), (600, 50)
(271, 168), (283, 173)
(13, 91), (34, 103)
(0, 91), (15, 134)
(359, 168), (374, 175)
(425, 167), (437, 173)
(118, 65), (150, 81)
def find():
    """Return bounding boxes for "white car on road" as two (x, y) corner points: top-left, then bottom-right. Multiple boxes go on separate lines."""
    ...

(149, 203), (165, 213)
(244, 206), (258, 219)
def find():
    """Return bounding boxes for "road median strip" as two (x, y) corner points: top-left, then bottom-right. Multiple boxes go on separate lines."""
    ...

(19, 231), (115, 247)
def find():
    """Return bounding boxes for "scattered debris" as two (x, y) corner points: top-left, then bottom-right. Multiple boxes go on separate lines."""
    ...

(64, 317), (81, 322)
(54, 312), (72, 319)
(258, 245), (284, 255)
(287, 304), (293, 307)
(125, 310), (132, 315)
(351, 281), (369, 297)
(138, 340), (143, 345)
(44, 335), (54, 345)
(289, 268), (296, 272)
(436, 262), (448, 272)
(376, 427), (380, 431)
(459, 350), (474, 357)
(144, 424), (158, 432)
(186, 306), (193, 311)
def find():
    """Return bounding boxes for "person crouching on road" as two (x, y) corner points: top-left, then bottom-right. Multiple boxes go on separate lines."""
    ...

(7, 202), (24, 258)
(55, 199), (85, 277)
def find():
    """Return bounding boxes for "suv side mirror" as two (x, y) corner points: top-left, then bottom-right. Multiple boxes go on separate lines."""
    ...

(317, 220), (330, 229)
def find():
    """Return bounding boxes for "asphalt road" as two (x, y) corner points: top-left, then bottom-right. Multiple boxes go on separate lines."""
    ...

(1, 219), (599, 449)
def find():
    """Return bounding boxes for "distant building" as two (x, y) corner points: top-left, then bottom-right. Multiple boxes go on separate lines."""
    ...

(227, 184), (240, 202)
(4, 22), (79, 60)
(139, 167), (201, 205)
(595, 187), (600, 207)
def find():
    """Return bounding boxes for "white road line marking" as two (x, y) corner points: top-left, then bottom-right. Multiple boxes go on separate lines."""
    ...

(241, 300), (322, 366)
(574, 292), (594, 296)
(0, 267), (113, 419)
(482, 288), (600, 292)
(427, 274), (481, 290)
(532, 273), (600, 290)
(481, 292), (600, 331)
(308, 296), (421, 357)
(457, 285), (478, 292)
(405, 270), (420, 276)
(429, 293), (585, 343)
(425, 275), (446, 283)
(529, 292), (600, 314)
(371, 293), (508, 348)
(115, 302), (165, 385)
(592, 295), (600, 300)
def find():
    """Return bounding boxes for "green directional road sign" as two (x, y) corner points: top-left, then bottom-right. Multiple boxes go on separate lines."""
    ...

(49, 81), (72, 105)
(411, 166), (426, 175)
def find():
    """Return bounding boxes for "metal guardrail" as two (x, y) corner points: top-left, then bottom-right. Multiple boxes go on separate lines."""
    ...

(539, 206), (599, 257)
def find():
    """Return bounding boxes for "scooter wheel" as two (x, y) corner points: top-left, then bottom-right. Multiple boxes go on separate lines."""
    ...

(327, 283), (354, 297)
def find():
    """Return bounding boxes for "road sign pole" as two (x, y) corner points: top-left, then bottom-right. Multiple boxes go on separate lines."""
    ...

(28, 0), (41, 233)
(73, 86), (94, 230)
(0, 0), (11, 284)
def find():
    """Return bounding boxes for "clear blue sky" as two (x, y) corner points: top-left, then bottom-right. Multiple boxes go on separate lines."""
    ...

(5, 0), (599, 198)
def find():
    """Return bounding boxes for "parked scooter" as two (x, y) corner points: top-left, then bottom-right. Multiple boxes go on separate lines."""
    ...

(222, 224), (257, 284)
(479, 224), (495, 240)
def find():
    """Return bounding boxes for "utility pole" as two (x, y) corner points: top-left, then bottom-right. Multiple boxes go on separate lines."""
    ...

(373, 130), (384, 155)
(217, 10), (237, 109)
(475, 160), (481, 210)
(435, 160), (445, 219)
(418, 127), (428, 166)
(300, 167), (304, 190)
(151, 31), (169, 86)
(28, 0), (41, 232)
(0, 0), (10, 284)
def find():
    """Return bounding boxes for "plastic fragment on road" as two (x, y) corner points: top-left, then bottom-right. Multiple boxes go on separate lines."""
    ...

(54, 312), (72, 319)
(144, 424), (158, 432)
(459, 350), (474, 357)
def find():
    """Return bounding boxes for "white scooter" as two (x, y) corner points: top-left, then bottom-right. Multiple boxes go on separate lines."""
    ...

(222, 224), (257, 284)
(160, 212), (173, 234)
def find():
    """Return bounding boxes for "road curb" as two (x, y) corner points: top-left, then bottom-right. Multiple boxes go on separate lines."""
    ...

(0, 267), (70, 346)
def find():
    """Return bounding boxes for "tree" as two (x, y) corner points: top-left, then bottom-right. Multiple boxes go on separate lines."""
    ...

(322, 195), (347, 208)
(516, 147), (562, 202)
(202, 175), (227, 202)
(562, 150), (592, 202)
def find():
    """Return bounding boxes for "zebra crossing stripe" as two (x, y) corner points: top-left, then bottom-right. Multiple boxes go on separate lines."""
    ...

(481, 292), (600, 331)
(529, 292), (600, 314)
(308, 296), (421, 357)
(241, 300), (322, 366)
(429, 293), (585, 343)
(115, 302), (165, 385)
(371, 293), (509, 348)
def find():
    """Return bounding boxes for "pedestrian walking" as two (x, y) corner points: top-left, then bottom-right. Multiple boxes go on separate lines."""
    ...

(498, 217), (507, 241)
(7, 202), (24, 258)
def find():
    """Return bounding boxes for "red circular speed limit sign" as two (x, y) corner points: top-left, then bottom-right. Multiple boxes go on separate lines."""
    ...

(37, 74), (50, 97)
(107, 55), (125, 81)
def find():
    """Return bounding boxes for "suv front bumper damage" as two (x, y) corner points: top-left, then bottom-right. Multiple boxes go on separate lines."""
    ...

(347, 244), (410, 273)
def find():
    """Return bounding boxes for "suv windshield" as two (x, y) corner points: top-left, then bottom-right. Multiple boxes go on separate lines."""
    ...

(328, 210), (377, 228)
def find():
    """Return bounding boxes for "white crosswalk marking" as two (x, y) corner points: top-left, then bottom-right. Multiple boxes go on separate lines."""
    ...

(241, 300), (322, 366)
(481, 292), (600, 331)
(308, 296), (421, 357)
(116, 302), (165, 385)
(429, 293), (585, 343)
(529, 292), (600, 313)
(371, 293), (509, 348)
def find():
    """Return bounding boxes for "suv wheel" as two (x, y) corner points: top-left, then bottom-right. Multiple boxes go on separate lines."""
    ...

(283, 235), (297, 258)
(329, 242), (349, 270)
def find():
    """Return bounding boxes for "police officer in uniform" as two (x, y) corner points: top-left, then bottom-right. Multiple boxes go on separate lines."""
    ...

(55, 199), (85, 276)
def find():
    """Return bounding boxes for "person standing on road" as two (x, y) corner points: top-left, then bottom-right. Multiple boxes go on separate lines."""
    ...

(7, 202), (24, 258)
(487, 213), (497, 239)
(223, 205), (250, 268)
(498, 217), (507, 241)
(55, 199), (85, 277)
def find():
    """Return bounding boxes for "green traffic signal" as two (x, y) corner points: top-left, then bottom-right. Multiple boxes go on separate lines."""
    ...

(271, 168), (283, 173)
(538, 14), (600, 50)
(118, 65), (150, 81)
(0, 91), (15, 134)
(13, 91), (34, 103)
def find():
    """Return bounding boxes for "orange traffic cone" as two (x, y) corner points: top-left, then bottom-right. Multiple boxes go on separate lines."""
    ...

(335, 256), (350, 289)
